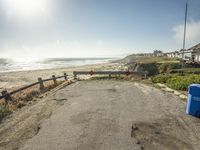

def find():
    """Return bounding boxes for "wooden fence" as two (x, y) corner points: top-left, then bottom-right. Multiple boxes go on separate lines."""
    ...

(0, 70), (149, 102)
(0, 73), (69, 102)
(73, 70), (148, 79)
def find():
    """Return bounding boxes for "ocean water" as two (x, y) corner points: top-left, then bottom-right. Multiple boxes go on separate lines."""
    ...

(0, 58), (117, 73)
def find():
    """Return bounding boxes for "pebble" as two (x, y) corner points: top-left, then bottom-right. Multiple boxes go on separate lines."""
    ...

(174, 90), (181, 96)
(156, 83), (166, 88)
(158, 83), (187, 99)
(164, 87), (174, 93)
(179, 94), (187, 100)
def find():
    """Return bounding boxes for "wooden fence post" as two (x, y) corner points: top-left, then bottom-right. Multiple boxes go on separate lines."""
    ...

(1, 90), (12, 103)
(74, 73), (77, 80)
(64, 73), (68, 80)
(52, 75), (57, 86)
(144, 73), (147, 79)
(38, 77), (45, 91)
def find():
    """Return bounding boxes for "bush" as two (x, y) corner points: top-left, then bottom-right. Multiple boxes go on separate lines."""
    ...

(0, 105), (11, 122)
(140, 63), (181, 76)
(170, 68), (200, 74)
(158, 63), (181, 74)
(152, 74), (200, 91)
(140, 63), (159, 76)
(151, 74), (174, 83)
(166, 75), (200, 91)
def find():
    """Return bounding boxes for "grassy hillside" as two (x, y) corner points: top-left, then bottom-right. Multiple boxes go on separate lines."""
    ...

(119, 55), (200, 91)
(119, 55), (179, 64)
(119, 55), (181, 76)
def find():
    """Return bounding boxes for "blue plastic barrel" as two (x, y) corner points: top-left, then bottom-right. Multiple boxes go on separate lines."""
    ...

(186, 84), (200, 117)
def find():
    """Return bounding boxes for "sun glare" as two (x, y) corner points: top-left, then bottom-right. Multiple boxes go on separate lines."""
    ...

(3, 0), (48, 18)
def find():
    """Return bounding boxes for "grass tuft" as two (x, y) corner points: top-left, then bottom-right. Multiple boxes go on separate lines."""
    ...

(0, 80), (66, 121)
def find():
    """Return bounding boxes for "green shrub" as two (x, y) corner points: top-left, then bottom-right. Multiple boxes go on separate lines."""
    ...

(0, 105), (11, 122)
(142, 62), (181, 75)
(152, 74), (200, 91)
(170, 68), (200, 74)
(158, 63), (181, 74)
(140, 63), (159, 76)
(166, 75), (200, 91)
(166, 77), (189, 91)
(151, 74), (173, 83)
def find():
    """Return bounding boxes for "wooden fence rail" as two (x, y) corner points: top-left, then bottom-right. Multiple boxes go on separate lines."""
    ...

(73, 70), (149, 79)
(0, 73), (69, 102)
(0, 70), (148, 102)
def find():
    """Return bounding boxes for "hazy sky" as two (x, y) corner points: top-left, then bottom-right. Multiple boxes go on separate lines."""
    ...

(0, 0), (200, 58)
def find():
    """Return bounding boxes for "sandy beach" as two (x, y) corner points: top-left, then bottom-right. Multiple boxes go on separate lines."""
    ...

(0, 63), (119, 91)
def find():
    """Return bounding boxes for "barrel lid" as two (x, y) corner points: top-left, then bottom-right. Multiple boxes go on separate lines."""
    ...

(188, 84), (200, 96)
(189, 84), (200, 89)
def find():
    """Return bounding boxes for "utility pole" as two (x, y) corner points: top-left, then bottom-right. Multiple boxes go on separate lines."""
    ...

(182, 2), (188, 69)
(183, 2), (188, 50)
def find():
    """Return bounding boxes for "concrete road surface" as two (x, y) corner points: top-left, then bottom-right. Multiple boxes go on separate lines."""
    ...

(20, 80), (200, 150)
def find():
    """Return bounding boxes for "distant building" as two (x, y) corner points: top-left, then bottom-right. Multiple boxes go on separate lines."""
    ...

(187, 43), (200, 63)
(153, 50), (163, 57)
(180, 49), (192, 61)
(165, 52), (173, 58)
(179, 49), (185, 59)
(133, 43), (200, 63)
(178, 43), (200, 63)
(137, 53), (154, 57)
(172, 51), (180, 58)
(164, 51), (179, 58)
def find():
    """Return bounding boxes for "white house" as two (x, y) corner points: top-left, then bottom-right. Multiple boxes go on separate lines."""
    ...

(188, 43), (200, 63)
(172, 51), (180, 58)
(165, 52), (173, 58)
(179, 49), (192, 61)
(179, 43), (200, 63)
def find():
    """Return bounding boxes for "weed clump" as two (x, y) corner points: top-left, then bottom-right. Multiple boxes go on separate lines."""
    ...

(0, 104), (11, 122)
(0, 80), (65, 121)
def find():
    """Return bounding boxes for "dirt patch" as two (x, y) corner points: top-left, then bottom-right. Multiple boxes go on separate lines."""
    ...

(0, 123), (42, 150)
(52, 98), (68, 106)
(106, 88), (117, 92)
(70, 110), (100, 125)
(0, 81), (74, 150)
(131, 117), (194, 150)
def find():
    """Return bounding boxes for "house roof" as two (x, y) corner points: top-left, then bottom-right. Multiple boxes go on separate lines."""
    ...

(188, 43), (200, 51)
